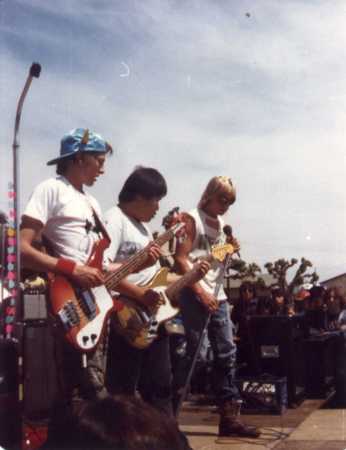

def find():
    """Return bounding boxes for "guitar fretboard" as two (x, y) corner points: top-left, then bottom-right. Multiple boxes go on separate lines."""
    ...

(104, 225), (181, 291)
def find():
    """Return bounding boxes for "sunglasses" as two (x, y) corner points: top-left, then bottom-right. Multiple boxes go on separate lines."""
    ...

(217, 195), (234, 207)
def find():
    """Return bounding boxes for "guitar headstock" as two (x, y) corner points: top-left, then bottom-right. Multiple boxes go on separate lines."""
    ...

(211, 243), (235, 262)
(162, 207), (186, 240)
(162, 207), (180, 229)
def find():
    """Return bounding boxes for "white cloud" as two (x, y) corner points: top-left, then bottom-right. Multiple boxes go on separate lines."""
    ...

(1, 0), (346, 280)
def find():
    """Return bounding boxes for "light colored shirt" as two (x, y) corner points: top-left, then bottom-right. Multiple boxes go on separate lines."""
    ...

(23, 176), (102, 264)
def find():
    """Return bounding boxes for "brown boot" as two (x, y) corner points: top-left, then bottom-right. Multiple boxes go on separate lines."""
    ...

(218, 400), (261, 438)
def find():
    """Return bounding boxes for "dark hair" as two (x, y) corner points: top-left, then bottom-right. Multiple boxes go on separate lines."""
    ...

(118, 167), (167, 203)
(239, 281), (256, 297)
(56, 154), (77, 175)
(271, 287), (284, 299)
(67, 395), (187, 450)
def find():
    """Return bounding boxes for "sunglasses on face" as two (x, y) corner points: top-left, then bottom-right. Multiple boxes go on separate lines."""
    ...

(217, 195), (234, 207)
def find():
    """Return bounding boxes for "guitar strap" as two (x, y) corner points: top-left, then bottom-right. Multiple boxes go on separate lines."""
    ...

(90, 206), (111, 245)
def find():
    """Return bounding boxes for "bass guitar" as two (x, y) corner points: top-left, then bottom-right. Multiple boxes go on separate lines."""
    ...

(112, 242), (235, 349)
(48, 221), (185, 352)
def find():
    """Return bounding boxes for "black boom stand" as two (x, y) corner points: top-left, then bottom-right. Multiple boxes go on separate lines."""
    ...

(0, 62), (41, 450)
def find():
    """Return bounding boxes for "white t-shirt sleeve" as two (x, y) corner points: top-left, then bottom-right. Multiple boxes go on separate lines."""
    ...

(23, 179), (56, 225)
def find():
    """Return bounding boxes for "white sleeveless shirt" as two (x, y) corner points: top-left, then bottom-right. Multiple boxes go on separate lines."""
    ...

(188, 208), (227, 301)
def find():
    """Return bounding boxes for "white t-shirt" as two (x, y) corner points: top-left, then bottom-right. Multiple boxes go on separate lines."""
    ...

(189, 208), (227, 301)
(104, 205), (159, 287)
(23, 176), (103, 264)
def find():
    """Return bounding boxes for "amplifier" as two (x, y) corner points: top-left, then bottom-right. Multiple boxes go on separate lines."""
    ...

(248, 315), (307, 406)
(22, 290), (47, 320)
(235, 376), (287, 415)
(23, 321), (59, 420)
(304, 332), (339, 398)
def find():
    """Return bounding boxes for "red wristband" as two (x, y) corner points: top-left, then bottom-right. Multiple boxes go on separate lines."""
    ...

(56, 258), (76, 276)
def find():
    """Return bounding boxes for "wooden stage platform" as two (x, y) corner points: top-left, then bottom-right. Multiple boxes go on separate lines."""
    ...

(179, 396), (346, 450)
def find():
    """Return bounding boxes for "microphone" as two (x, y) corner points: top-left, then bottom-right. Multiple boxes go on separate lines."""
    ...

(30, 63), (41, 78)
(223, 225), (240, 257)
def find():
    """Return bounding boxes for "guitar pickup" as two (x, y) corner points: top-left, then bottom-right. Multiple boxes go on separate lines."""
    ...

(58, 301), (80, 330)
(78, 289), (97, 319)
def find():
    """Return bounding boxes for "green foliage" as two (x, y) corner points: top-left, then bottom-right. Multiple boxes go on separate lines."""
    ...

(264, 257), (319, 299)
(227, 257), (319, 299)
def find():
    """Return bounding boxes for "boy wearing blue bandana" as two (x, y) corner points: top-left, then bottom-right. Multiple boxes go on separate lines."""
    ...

(20, 128), (113, 445)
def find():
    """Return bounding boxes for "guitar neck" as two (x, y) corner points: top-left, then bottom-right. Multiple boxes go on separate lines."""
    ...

(165, 254), (213, 299)
(104, 226), (178, 292)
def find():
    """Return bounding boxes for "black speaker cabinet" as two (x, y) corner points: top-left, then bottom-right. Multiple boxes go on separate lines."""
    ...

(23, 321), (59, 420)
(304, 331), (339, 398)
(334, 331), (346, 406)
(248, 315), (307, 406)
(0, 338), (21, 449)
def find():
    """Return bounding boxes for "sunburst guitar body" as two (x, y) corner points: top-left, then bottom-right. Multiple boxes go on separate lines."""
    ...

(112, 268), (178, 349)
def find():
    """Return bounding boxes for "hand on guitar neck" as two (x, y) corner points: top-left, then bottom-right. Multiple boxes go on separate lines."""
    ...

(136, 242), (162, 272)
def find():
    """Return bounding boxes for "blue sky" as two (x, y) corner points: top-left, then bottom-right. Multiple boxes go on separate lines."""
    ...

(1, 0), (346, 280)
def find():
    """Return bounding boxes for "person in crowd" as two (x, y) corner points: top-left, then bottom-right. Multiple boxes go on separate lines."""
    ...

(20, 128), (114, 443)
(173, 176), (260, 438)
(323, 287), (346, 329)
(293, 286), (310, 314)
(267, 287), (291, 316)
(232, 282), (261, 337)
(231, 281), (262, 376)
(305, 285), (326, 331)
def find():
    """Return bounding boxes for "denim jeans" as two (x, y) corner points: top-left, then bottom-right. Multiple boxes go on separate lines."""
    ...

(180, 288), (241, 404)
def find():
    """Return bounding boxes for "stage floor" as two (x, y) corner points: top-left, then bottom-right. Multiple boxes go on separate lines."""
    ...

(179, 396), (346, 450)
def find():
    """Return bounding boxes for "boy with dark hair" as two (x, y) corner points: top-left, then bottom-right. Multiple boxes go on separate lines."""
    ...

(104, 166), (173, 416)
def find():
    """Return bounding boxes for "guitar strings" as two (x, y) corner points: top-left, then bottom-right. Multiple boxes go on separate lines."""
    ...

(104, 227), (176, 291)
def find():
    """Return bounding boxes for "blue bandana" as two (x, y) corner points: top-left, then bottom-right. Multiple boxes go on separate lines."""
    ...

(47, 128), (108, 165)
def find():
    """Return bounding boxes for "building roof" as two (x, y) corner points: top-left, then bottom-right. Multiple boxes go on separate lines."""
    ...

(225, 273), (277, 288)
(320, 273), (346, 285)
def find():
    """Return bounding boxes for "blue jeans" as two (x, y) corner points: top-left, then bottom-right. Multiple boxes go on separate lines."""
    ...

(180, 288), (241, 404)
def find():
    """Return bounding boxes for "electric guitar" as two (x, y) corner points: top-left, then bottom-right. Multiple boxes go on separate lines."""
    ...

(48, 221), (185, 352)
(112, 242), (235, 349)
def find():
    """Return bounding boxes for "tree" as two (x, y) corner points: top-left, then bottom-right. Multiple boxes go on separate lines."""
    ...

(264, 257), (319, 300)
(227, 259), (266, 289)
(228, 259), (262, 279)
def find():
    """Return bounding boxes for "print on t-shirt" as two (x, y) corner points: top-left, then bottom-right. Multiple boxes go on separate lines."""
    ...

(117, 241), (142, 260)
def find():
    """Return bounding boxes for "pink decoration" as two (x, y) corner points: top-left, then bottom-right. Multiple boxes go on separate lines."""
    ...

(5, 324), (13, 334)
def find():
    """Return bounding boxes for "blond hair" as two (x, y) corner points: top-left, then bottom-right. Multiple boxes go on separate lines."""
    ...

(198, 176), (236, 209)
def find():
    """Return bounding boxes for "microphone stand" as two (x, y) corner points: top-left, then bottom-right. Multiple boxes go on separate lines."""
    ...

(175, 251), (233, 418)
(7, 63), (41, 340)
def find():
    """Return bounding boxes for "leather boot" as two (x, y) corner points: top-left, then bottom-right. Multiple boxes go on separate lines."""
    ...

(218, 400), (261, 438)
